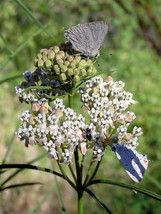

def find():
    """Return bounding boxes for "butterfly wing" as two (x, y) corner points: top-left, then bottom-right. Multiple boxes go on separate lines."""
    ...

(112, 144), (149, 183)
(64, 24), (94, 56)
(86, 21), (108, 55)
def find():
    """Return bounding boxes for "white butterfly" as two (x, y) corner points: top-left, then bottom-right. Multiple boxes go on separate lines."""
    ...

(111, 144), (149, 183)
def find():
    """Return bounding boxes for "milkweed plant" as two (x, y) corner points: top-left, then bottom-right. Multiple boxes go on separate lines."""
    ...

(13, 41), (159, 214)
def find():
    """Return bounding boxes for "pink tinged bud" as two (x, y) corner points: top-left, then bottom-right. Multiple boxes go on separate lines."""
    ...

(55, 135), (66, 147)
(50, 125), (59, 134)
(131, 100), (138, 104)
(80, 143), (87, 155)
(42, 102), (49, 108)
(40, 106), (48, 114)
(53, 46), (60, 54)
(73, 75), (80, 82)
(55, 109), (63, 118)
(29, 116), (35, 125)
(39, 137), (47, 145)
(125, 113), (133, 122)
(49, 150), (58, 160)
(125, 133), (132, 141)
(32, 103), (41, 112)
(83, 106), (87, 112)
(29, 137), (36, 146)
(101, 129), (107, 139)
(117, 116), (125, 124)
(110, 120), (115, 129)
(92, 87), (99, 94)
(106, 76), (113, 83)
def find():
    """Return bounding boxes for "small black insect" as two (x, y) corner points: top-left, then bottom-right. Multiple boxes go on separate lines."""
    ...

(85, 128), (92, 141)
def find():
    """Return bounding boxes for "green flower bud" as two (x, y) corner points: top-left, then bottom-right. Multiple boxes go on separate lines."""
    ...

(80, 69), (86, 77)
(56, 59), (63, 65)
(66, 55), (73, 62)
(86, 59), (92, 67)
(54, 65), (60, 75)
(70, 60), (77, 69)
(67, 68), (74, 76)
(37, 53), (42, 59)
(53, 46), (60, 54)
(75, 55), (81, 63)
(56, 54), (62, 60)
(34, 59), (38, 66)
(58, 51), (65, 57)
(73, 75), (80, 82)
(42, 55), (48, 62)
(78, 60), (86, 69)
(40, 48), (47, 54)
(29, 116), (35, 125)
(60, 73), (67, 81)
(38, 59), (44, 67)
(74, 68), (80, 75)
(48, 50), (55, 60)
(64, 61), (70, 67)
(61, 65), (67, 73)
(87, 68), (93, 75)
(45, 59), (52, 69)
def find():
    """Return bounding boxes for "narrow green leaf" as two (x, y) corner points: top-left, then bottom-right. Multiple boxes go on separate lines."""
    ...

(85, 188), (112, 213)
(0, 25), (49, 71)
(55, 175), (66, 214)
(29, 186), (55, 214)
(2, 125), (20, 164)
(146, 174), (161, 190)
(14, 0), (52, 38)
(0, 32), (13, 54)
(0, 164), (76, 190)
(1, 153), (47, 186)
(0, 74), (23, 84)
(0, 182), (42, 192)
(87, 179), (161, 201)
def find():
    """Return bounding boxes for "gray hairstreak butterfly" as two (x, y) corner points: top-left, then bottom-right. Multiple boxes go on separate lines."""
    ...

(64, 21), (108, 58)
(111, 144), (149, 183)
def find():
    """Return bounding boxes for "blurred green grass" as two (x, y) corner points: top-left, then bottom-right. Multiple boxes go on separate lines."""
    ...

(0, 0), (161, 213)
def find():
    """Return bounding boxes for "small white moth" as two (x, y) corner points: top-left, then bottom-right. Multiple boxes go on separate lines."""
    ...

(111, 144), (149, 183)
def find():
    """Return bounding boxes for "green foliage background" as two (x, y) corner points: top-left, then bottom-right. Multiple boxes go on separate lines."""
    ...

(0, 0), (161, 213)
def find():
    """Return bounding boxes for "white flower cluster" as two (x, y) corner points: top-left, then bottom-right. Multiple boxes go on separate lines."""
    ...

(16, 76), (143, 164)
(78, 76), (142, 151)
(16, 98), (89, 165)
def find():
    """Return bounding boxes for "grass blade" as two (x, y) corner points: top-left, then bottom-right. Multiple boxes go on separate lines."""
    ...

(0, 182), (42, 192)
(2, 125), (20, 164)
(85, 188), (112, 213)
(55, 175), (66, 214)
(0, 75), (23, 84)
(29, 185), (55, 214)
(0, 32), (13, 54)
(87, 179), (161, 201)
(0, 24), (49, 71)
(14, 0), (52, 38)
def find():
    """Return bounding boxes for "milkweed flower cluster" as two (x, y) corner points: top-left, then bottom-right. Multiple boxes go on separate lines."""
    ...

(15, 53), (143, 164)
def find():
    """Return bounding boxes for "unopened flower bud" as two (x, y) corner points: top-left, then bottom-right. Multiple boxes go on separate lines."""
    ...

(92, 87), (99, 94)
(48, 50), (55, 60)
(73, 75), (80, 82)
(37, 53), (42, 59)
(80, 69), (86, 77)
(78, 60), (86, 69)
(32, 103), (41, 112)
(67, 68), (74, 76)
(106, 76), (113, 83)
(66, 55), (73, 62)
(38, 59), (44, 67)
(45, 59), (52, 69)
(29, 116), (35, 125)
(53, 46), (60, 53)
(64, 61), (69, 67)
(56, 59), (63, 65)
(74, 68), (80, 75)
(58, 51), (65, 57)
(61, 65), (67, 73)
(75, 55), (81, 63)
(55, 109), (63, 117)
(40, 106), (48, 114)
(60, 73), (67, 81)
(125, 133), (132, 141)
(87, 68), (93, 75)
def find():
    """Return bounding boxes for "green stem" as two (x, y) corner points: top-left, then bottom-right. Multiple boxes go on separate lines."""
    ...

(83, 156), (93, 186)
(84, 161), (101, 188)
(68, 163), (77, 184)
(57, 161), (76, 190)
(75, 149), (84, 214)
